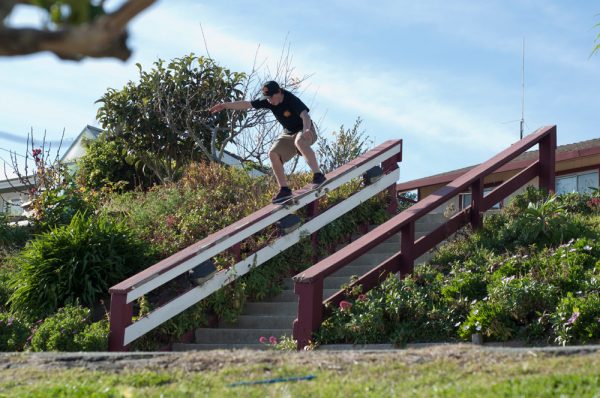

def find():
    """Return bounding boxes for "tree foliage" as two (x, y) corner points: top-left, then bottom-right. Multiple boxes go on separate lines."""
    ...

(96, 54), (247, 183)
(317, 117), (373, 173)
(75, 133), (157, 191)
(0, 0), (156, 61)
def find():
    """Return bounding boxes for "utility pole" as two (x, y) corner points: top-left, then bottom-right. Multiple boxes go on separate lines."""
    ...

(520, 37), (525, 139)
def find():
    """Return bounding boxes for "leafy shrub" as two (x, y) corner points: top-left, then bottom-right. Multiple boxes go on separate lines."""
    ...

(0, 312), (30, 351)
(74, 319), (109, 351)
(0, 213), (31, 254)
(529, 239), (598, 295)
(105, 162), (276, 259)
(9, 212), (150, 320)
(30, 305), (101, 351)
(76, 134), (156, 191)
(557, 192), (594, 215)
(318, 269), (462, 346)
(459, 301), (515, 341)
(552, 293), (600, 346)
(441, 268), (487, 302)
(487, 276), (558, 324)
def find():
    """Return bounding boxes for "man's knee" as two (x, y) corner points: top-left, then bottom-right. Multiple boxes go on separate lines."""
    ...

(269, 150), (282, 163)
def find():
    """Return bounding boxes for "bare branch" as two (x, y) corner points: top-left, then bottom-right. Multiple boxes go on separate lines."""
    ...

(0, 0), (157, 61)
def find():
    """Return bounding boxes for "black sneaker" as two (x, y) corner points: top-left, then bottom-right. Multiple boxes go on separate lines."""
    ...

(312, 172), (326, 186)
(272, 187), (293, 204)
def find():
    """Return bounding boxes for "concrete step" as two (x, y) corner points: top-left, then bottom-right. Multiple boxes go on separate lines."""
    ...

(243, 301), (297, 315)
(194, 328), (292, 344)
(331, 264), (383, 277)
(336, 241), (400, 253)
(270, 288), (340, 302)
(283, 276), (355, 290)
(219, 315), (295, 329)
(172, 343), (266, 351)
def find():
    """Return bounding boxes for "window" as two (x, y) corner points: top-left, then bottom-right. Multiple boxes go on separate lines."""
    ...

(556, 171), (599, 195)
(8, 198), (23, 216)
(459, 188), (501, 210)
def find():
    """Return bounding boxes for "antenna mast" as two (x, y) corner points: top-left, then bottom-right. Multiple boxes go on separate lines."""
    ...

(520, 37), (525, 139)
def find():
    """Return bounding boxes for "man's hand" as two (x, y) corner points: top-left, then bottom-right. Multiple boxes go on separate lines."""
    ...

(209, 103), (226, 113)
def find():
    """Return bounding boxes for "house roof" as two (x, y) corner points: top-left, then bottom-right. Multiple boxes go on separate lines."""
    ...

(397, 137), (600, 192)
(60, 125), (103, 163)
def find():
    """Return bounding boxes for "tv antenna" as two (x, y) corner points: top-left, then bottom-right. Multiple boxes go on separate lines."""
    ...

(520, 37), (525, 139)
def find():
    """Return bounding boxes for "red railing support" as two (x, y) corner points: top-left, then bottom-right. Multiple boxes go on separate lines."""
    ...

(383, 157), (400, 215)
(108, 292), (133, 351)
(539, 126), (557, 194)
(400, 221), (415, 276)
(293, 279), (324, 348)
(470, 178), (483, 230)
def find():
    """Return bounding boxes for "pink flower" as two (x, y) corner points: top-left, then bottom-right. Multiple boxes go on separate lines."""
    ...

(357, 294), (367, 302)
(339, 300), (353, 311)
(259, 336), (267, 344)
(566, 311), (580, 326)
(166, 215), (176, 228)
(269, 336), (278, 345)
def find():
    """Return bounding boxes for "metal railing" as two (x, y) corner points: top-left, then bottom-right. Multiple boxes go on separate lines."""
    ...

(108, 139), (403, 350)
(292, 125), (556, 348)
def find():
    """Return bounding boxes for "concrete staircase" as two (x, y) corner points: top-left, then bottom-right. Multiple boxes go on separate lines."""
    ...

(173, 215), (446, 351)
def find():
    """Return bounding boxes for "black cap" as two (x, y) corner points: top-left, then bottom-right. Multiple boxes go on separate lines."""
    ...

(261, 81), (281, 98)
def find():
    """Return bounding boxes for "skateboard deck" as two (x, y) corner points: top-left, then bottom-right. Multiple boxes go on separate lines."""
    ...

(278, 181), (329, 208)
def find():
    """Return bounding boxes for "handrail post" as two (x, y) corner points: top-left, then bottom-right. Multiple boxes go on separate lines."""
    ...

(470, 178), (484, 230)
(108, 291), (133, 351)
(308, 199), (320, 263)
(293, 279), (323, 350)
(539, 126), (557, 195)
(400, 222), (415, 275)
(383, 157), (399, 215)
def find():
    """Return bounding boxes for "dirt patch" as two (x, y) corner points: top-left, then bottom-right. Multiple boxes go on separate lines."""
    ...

(1, 344), (599, 373)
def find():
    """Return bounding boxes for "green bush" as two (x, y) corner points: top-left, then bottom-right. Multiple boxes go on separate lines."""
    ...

(459, 301), (515, 341)
(529, 239), (598, 295)
(8, 212), (150, 320)
(0, 257), (18, 312)
(0, 312), (30, 351)
(0, 213), (31, 254)
(30, 305), (106, 351)
(552, 293), (600, 346)
(318, 269), (462, 346)
(487, 276), (558, 324)
(74, 319), (109, 351)
(76, 134), (156, 191)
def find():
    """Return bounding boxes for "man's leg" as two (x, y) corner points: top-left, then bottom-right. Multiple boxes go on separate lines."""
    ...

(269, 150), (288, 188)
(268, 133), (298, 203)
(294, 128), (321, 174)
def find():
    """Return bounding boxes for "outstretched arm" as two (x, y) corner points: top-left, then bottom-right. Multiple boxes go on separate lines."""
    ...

(209, 101), (252, 113)
(299, 110), (312, 133)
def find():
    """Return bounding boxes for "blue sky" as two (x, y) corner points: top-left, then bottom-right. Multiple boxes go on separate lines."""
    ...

(1, 0), (599, 182)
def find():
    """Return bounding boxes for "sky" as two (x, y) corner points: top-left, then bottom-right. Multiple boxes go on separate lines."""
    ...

(1, 0), (599, 183)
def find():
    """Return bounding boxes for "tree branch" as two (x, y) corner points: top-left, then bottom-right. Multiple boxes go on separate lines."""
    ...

(0, 0), (157, 61)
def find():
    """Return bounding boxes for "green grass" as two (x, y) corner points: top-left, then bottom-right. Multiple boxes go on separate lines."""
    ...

(1, 350), (600, 397)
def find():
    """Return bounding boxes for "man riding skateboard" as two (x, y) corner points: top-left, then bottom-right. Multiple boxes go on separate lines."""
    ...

(209, 81), (326, 204)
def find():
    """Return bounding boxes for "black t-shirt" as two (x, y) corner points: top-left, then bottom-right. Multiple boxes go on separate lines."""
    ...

(251, 89), (309, 134)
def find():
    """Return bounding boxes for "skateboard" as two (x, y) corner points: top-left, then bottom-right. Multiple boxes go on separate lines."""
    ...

(278, 182), (329, 208)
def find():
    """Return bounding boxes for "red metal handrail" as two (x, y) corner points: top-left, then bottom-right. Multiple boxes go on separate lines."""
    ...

(292, 125), (557, 348)
(108, 140), (402, 350)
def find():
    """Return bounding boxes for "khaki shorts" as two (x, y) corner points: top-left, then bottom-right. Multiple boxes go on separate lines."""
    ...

(270, 124), (317, 163)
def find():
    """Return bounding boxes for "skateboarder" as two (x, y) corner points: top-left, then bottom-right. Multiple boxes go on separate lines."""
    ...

(209, 81), (326, 204)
